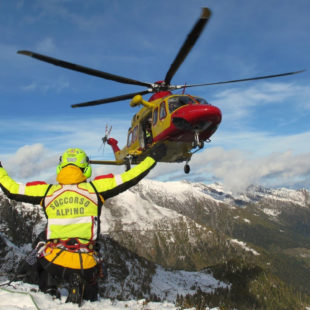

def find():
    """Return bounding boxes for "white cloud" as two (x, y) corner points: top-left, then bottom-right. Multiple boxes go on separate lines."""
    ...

(210, 81), (310, 122)
(0, 115), (131, 181)
(1, 110), (309, 190)
(20, 77), (70, 93)
(146, 127), (310, 192)
(5, 144), (58, 179)
(32, 1), (110, 31)
(21, 82), (37, 91)
(36, 37), (56, 53)
(215, 130), (310, 156)
(3, 142), (310, 192)
(188, 147), (310, 192)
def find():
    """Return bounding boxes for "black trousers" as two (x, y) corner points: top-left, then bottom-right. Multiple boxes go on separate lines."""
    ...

(37, 257), (99, 301)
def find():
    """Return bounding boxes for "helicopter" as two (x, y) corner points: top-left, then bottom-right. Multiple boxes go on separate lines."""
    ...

(17, 8), (303, 174)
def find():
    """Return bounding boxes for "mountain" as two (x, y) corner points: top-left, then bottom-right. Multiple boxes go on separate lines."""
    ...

(1, 180), (310, 309)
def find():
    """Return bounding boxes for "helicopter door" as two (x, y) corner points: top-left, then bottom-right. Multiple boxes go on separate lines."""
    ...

(139, 115), (152, 149)
(139, 123), (145, 149)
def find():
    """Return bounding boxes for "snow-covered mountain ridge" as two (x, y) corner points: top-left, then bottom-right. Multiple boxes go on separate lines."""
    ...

(206, 182), (309, 207)
(111, 179), (310, 227)
(133, 179), (309, 208)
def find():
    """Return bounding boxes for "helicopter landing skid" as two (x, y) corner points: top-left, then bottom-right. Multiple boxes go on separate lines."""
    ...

(192, 131), (204, 149)
(184, 161), (190, 174)
(185, 137), (211, 174)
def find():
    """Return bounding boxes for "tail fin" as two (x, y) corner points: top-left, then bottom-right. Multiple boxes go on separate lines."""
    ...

(107, 138), (120, 156)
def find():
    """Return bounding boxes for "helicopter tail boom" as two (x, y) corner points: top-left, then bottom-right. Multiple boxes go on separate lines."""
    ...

(107, 138), (120, 154)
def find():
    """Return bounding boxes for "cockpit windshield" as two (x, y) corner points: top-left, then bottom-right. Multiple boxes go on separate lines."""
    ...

(168, 96), (195, 113)
(193, 96), (209, 105)
(168, 95), (209, 113)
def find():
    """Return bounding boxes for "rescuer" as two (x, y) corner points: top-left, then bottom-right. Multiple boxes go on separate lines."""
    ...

(0, 146), (163, 304)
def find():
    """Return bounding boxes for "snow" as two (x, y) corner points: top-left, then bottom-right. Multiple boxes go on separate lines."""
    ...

(98, 178), (307, 237)
(230, 239), (260, 256)
(271, 188), (307, 206)
(0, 281), (221, 310)
(100, 189), (185, 233)
(151, 266), (229, 302)
(138, 179), (220, 205)
(0, 288), (37, 310)
(131, 180), (309, 220)
(262, 208), (281, 217)
(206, 182), (309, 207)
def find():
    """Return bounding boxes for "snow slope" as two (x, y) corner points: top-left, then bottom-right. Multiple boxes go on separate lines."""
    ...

(151, 266), (229, 302)
(0, 281), (221, 310)
(131, 180), (310, 221)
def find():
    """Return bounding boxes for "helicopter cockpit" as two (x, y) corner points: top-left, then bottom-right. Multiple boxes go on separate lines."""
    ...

(193, 96), (209, 105)
(168, 95), (209, 113)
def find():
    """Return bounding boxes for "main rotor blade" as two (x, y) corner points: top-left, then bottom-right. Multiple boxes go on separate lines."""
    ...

(71, 90), (152, 108)
(17, 50), (153, 88)
(180, 70), (305, 89)
(89, 160), (125, 165)
(164, 8), (211, 86)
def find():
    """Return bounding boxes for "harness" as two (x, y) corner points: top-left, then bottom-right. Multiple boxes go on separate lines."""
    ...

(38, 238), (101, 272)
(48, 238), (96, 253)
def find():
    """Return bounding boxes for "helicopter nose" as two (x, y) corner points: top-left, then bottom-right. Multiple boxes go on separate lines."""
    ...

(172, 104), (222, 131)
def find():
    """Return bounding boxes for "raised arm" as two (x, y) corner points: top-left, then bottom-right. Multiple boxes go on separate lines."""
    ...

(0, 162), (50, 205)
(92, 156), (156, 200)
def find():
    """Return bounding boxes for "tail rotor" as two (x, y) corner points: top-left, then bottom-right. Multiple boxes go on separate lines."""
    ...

(99, 124), (112, 154)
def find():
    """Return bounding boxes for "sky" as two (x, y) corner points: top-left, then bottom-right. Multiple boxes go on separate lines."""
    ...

(0, 0), (310, 192)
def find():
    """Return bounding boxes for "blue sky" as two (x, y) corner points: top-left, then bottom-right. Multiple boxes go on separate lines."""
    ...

(0, 0), (310, 191)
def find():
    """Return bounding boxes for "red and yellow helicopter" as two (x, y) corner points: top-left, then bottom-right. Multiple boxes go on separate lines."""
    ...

(18, 8), (303, 173)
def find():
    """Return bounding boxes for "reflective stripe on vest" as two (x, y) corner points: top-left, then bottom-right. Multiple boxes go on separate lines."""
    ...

(45, 184), (98, 241)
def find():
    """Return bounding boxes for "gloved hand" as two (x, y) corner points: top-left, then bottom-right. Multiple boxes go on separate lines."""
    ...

(150, 143), (167, 161)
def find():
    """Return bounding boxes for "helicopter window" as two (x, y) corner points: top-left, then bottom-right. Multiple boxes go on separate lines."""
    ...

(168, 96), (195, 113)
(132, 126), (138, 143)
(127, 130), (132, 147)
(152, 108), (158, 126)
(159, 101), (167, 120)
(193, 96), (209, 105)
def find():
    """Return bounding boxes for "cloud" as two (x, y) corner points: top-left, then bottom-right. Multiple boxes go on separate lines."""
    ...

(2, 111), (309, 190)
(215, 130), (310, 156)
(0, 115), (131, 180)
(2, 137), (310, 192)
(21, 82), (37, 91)
(19, 76), (70, 93)
(210, 81), (310, 122)
(5, 144), (58, 179)
(188, 147), (310, 192)
(146, 131), (310, 192)
(1, 142), (125, 183)
(36, 37), (56, 53)
(32, 1), (110, 31)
